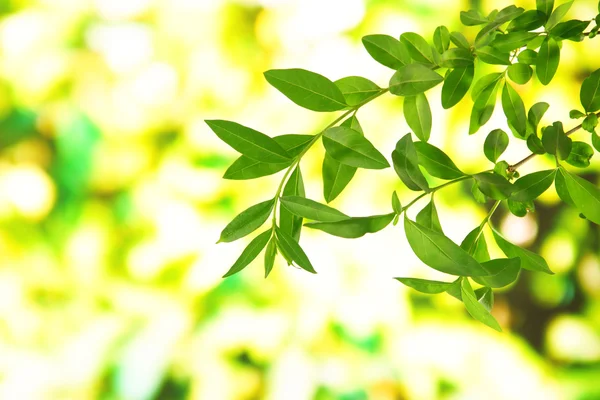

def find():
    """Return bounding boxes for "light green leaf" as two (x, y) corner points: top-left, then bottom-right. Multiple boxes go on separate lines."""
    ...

(280, 196), (349, 222)
(219, 199), (275, 243)
(502, 82), (527, 138)
(264, 238), (277, 278)
(527, 102), (550, 136)
(275, 227), (316, 273)
(392, 191), (402, 214)
(527, 134), (546, 154)
(550, 20), (590, 40)
(442, 65), (475, 109)
(392, 134), (430, 192)
(470, 77), (502, 135)
(545, 0), (573, 30)
(404, 93), (432, 142)
(593, 132), (600, 152)
(580, 68), (600, 113)
(362, 34), (411, 69)
(334, 76), (381, 107)
(507, 10), (546, 31)
(518, 49), (537, 65)
(404, 217), (493, 276)
(554, 168), (576, 206)
(461, 9), (488, 26)
(450, 31), (471, 49)
(414, 141), (465, 179)
(206, 120), (291, 163)
(484, 129), (509, 163)
(474, 172), (513, 200)
(475, 5), (525, 46)
(475, 46), (511, 65)
(323, 126), (389, 169)
(491, 32), (540, 52)
(542, 121), (572, 160)
(507, 63), (533, 85)
(305, 213), (394, 238)
(472, 258), (521, 288)
(461, 279), (502, 331)
(400, 32), (435, 64)
(461, 227), (491, 262)
(395, 278), (454, 294)
(441, 48), (474, 68)
(280, 166), (305, 242)
(559, 167), (600, 225)
(389, 64), (444, 96)
(510, 169), (557, 202)
(566, 141), (594, 168)
(492, 228), (554, 273)
(416, 199), (443, 233)
(433, 25), (450, 53)
(582, 114), (599, 133)
(508, 198), (535, 217)
(223, 230), (272, 277)
(471, 73), (503, 101)
(471, 180), (488, 203)
(536, 37), (560, 85)
(264, 68), (347, 112)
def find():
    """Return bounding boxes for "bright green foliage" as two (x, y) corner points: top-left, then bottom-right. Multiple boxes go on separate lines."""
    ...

(211, 3), (600, 330)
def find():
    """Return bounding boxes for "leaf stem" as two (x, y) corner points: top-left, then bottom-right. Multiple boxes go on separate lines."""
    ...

(400, 175), (473, 213)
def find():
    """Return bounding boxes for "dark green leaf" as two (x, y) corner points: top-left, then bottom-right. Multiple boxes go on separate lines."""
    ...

(507, 63), (533, 85)
(275, 226), (316, 273)
(566, 141), (594, 168)
(404, 93), (432, 142)
(550, 20), (590, 40)
(484, 129), (509, 163)
(527, 102), (550, 136)
(280, 167), (305, 242)
(527, 134), (546, 154)
(491, 32), (539, 52)
(472, 258), (521, 288)
(537, 0), (554, 18)
(518, 49), (537, 65)
(264, 238), (277, 278)
(433, 26), (450, 53)
(471, 73), (503, 101)
(280, 196), (349, 222)
(400, 32), (435, 64)
(441, 48), (474, 68)
(223, 230), (272, 277)
(536, 37), (560, 85)
(492, 228), (554, 273)
(450, 31), (471, 49)
(219, 199), (274, 243)
(474, 172), (513, 200)
(389, 64), (444, 96)
(224, 134), (313, 180)
(511, 169), (556, 202)
(542, 121), (572, 159)
(395, 278), (454, 294)
(507, 10), (546, 31)
(545, 0), (574, 30)
(442, 65), (475, 109)
(264, 68), (347, 112)
(461, 279), (502, 331)
(582, 114), (599, 133)
(362, 34), (411, 70)
(508, 198), (535, 217)
(475, 46), (511, 65)
(569, 109), (586, 119)
(559, 167), (600, 225)
(580, 69), (600, 113)
(206, 120), (291, 163)
(323, 126), (389, 169)
(502, 83), (527, 137)
(392, 134), (430, 191)
(414, 142), (465, 179)
(305, 213), (394, 238)
(461, 9), (488, 26)
(404, 217), (493, 276)
(475, 5), (524, 46)
(461, 227), (491, 262)
(334, 76), (381, 107)
(416, 199), (443, 233)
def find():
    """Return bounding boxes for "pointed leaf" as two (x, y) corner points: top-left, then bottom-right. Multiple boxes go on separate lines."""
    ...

(536, 37), (560, 85)
(461, 227), (491, 262)
(472, 258), (521, 288)
(491, 32), (540, 53)
(414, 142), (465, 179)
(461, 279), (502, 331)
(280, 196), (349, 222)
(507, 10), (546, 31)
(334, 76), (381, 107)
(223, 230), (272, 277)
(511, 169), (556, 202)
(323, 127), (389, 169)
(362, 34), (411, 70)
(502, 82), (527, 138)
(559, 167), (600, 225)
(389, 64), (444, 96)
(400, 32), (435, 64)
(545, 0), (573, 30)
(461, 9), (488, 26)
(395, 278), (454, 294)
(473, 172), (513, 200)
(537, 0), (554, 18)
(219, 199), (274, 243)
(492, 228), (554, 273)
(392, 134), (430, 192)
(275, 227), (316, 273)
(416, 199), (443, 233)
(280, 166), (305, 242)
(305, 213), (394, 238)
(580, 68), (600, 113)
(442, 65), (475, 109)
(404, 93), (432, 142)
(264, 238), (277, 278)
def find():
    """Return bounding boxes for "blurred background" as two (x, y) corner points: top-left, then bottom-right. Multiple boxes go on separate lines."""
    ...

(0, 0), (599, 399)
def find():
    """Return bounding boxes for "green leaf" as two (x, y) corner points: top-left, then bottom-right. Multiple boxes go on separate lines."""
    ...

(461, 227), (491, 262)
(494, 160), (510, 178)
(566, 141), (594, 168)
(518, 49), (537, 65)
(392, 134), (430, 192)
(275, 226), (316, 273)
(280, 196), (349, 222)
(219, 199), (275, 243)
(334, 76), (381, 107)
(395, 277), (454, 294)
(471, 180), (488, 203)
(492, 228), (554, 273)
(392, 191), (402, 214)
(554, 168), (576, 206)
(550, 20), (590, 41)
(223, 230), (272, 277)
(507, 63), (533, 85)
(484, 129), (509, 163)
(508, 198), (535, 217)
(537, 0), (554, 18)
(471, 73), (503, 101)
(502, 83), (527, 138)
(474, 172), (513, 200)
(470, 77), (502, 135)
(461, 9), (488, 26)
(570, 109), (586, 119)
(542, 121), (572, 159)
(593, 132), (600, 152)
(264, 238), (277, 278)
(545, 0), (574, 30)
(264, 68), (347, 112)
(224, 134), (313, 180)
(323, 126), (389, 170)
(404, 217), (493, 276)
(305, 213), (394, 238)
(389, 64), (444, 96)
(206, 120), (291, 163)
(476, 287), (494, 312)
(582, 114), (599, 133)
(527, 102), (550, 136)
(580, 69), (600, 113)
(507, 10), (546, 31)
(461, 279), (502, 331)
(450, 31), (471, 49)
(416, 199), (443, 233)
(442, 65), (475, 109)
(536, 37), (560, 85)
(475, 5), (525, 46)
(511, 169), (556, 202)
(559, 167), (600, 225)
(362, 34), (411, 70)
(404, 93), (432, 142)
(472, 258), (521, 288)
(527, 134), (546, 154)
(433, 26), (450, 53)
(527, 35), (546, 50)
(475, 46), (511, 65)
(414, 142), (465, 179)
(280, 166), (305, 242)
(491, 32), (540, 52)
(441, 48), (474, 68)
(400, 32), (435, 64)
